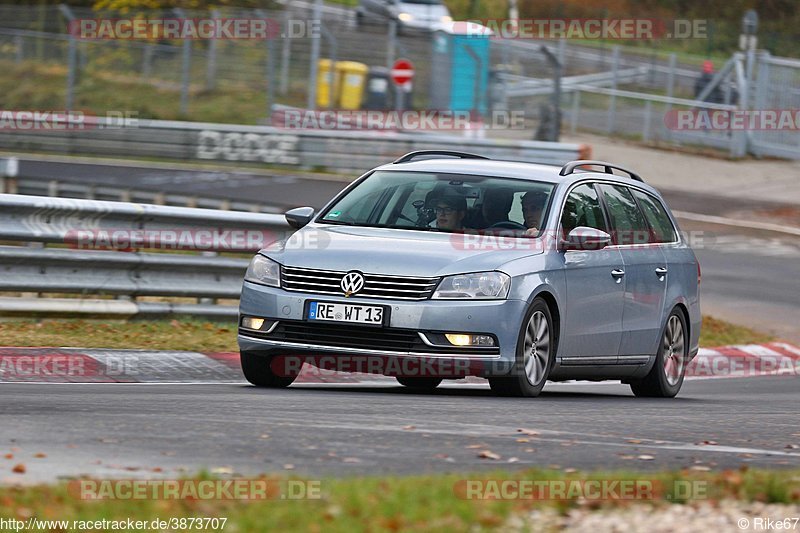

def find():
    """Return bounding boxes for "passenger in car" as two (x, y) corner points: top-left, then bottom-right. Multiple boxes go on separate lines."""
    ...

(434, 195), (467, 231)
(465, 188), (514, 229)
(521, 190), (548, 236)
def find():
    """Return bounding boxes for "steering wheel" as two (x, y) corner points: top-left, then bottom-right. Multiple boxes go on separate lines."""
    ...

(487, 221), (527, 231)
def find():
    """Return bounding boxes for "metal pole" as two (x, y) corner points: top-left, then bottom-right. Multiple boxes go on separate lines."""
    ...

(388, 19), (397, 109)
(180, 39), (192, 115)
(280, 11), (291, 96)
(175, 8), (191, 116)
(267, 36), (276, 119)
(540, 44), (562, 141)
(59, 4), (77, 110)
(307, 0), (323, 109)
(320, 26), (337, 110)
(642, 99), (652, 142)
(607, 45), (619, 134)
(570, 90), (580, 135)
(14, 34), (23, 64)
(66, 35), (76, 109)
(206, 9), (219, 91)
(664, 53), (676, 141)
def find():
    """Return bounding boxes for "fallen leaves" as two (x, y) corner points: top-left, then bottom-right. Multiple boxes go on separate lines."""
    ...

(517, 428), (540, 437)
(11, 464), (25, 474)
(478, 450), (501, 460)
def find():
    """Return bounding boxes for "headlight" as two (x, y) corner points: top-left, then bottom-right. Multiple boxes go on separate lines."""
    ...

(432, 271), (510, 299)
(244, 255), (280, 287)
(440, 15), (452, 23)
(398, 12), (413, 21)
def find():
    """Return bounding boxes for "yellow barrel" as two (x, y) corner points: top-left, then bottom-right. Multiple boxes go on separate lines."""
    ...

(336, 61), (369, 110)
(316, 59), (341, 108)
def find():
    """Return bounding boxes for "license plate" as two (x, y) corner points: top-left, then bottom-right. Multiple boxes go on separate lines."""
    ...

(307, 301), (385, 325)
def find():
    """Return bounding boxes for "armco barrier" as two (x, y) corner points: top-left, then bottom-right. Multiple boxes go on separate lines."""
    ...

(0, 117), (588, 173)
(0, 194), (292, 319)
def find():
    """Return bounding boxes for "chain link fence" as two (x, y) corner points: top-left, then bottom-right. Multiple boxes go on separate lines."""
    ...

(0, 4), (798, 158)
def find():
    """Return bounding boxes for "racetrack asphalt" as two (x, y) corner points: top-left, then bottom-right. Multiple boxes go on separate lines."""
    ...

(1, 376), (798, 483)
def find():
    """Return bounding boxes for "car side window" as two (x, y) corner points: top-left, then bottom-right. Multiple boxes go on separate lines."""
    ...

(561, 183), (607, 236)
(597, 184), (651, 245)
(631, 189), (678, 243)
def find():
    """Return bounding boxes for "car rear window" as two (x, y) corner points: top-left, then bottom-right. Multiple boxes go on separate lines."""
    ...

(631, 189), (678, 243)
(597, 184), (652, 245)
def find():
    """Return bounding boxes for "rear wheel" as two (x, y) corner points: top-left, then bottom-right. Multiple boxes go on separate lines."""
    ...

(489, 298), (554, 397)
(630, 309), (688, 398)
(240, 351), (296, 388)
(396, 377), (442, 390)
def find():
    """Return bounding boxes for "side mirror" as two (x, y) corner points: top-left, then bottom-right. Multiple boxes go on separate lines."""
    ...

(285, 207), (316, 229)
(561, 226), (612, 251)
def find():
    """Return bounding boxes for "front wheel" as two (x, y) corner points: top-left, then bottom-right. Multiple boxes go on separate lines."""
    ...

(240, 352), (296, 388)
(630, 309), (688, 398)
(489, 298), (554, 397)
(396, 377), (442, 390)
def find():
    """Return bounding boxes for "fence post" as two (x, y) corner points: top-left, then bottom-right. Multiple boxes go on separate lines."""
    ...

(206, 9), (219, 91)
(307, 0), (323, 110)
(664, 53), (676, 141)
(606, 45), (619, 134)
(257, 9), (277, 119)
(570, 90), (580, 135)
(142, 44), (154, 80)
(642, 99), (652, 142)
(66, 35), (77, 110)
(14, 33), (23, 63)
(175, 8), (192, 116)
(320, 25), (337, 110)
(280, 11), (291, 96)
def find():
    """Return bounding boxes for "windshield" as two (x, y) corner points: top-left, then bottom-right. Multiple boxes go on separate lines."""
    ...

(319, 171), (555, 237)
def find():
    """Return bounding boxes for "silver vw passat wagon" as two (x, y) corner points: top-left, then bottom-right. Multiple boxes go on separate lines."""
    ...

(238, 151), (701, 397)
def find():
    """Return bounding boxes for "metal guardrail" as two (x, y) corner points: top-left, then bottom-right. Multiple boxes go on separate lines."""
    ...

(0, 193), (292, 319)
(2, 171), (283, 214)
(0, 117), (589, 173)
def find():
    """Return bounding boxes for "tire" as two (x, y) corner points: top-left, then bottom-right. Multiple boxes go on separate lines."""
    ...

(240, 351), (296, 388)
(396, 377), (442, 390)
(630, 309), (688, 398)
(489, 298), (555, 397)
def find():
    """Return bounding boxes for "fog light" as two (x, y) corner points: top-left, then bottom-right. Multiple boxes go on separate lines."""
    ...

(445, 334), (495, 347)
(241, 316), (265, 330)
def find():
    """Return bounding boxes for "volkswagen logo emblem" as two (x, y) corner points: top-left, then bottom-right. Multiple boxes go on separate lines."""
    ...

(340, 271), (365, 297)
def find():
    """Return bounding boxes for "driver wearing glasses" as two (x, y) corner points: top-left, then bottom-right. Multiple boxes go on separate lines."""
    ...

(433, 195), (467, 231)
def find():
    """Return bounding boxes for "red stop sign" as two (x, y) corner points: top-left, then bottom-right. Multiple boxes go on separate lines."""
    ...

(391, 59), (415, 85)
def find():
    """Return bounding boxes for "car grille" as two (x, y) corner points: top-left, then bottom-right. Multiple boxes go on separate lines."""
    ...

(281, 265), (439, 300)
(241, 321), (500, 356)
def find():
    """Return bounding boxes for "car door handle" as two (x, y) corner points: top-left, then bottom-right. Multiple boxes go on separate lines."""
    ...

(611, 269), (626, 279)
(655, 267), (668, 277)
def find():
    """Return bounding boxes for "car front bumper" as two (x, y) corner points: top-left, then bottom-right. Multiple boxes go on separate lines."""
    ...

(237, 281), (527, 377)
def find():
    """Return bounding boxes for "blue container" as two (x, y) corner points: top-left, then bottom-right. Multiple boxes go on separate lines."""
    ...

(430, 23), (493, 114)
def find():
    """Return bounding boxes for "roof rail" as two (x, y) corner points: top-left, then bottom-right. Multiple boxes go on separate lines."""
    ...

(392, 150), (490, 164)
(559, 160), (644, 182)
